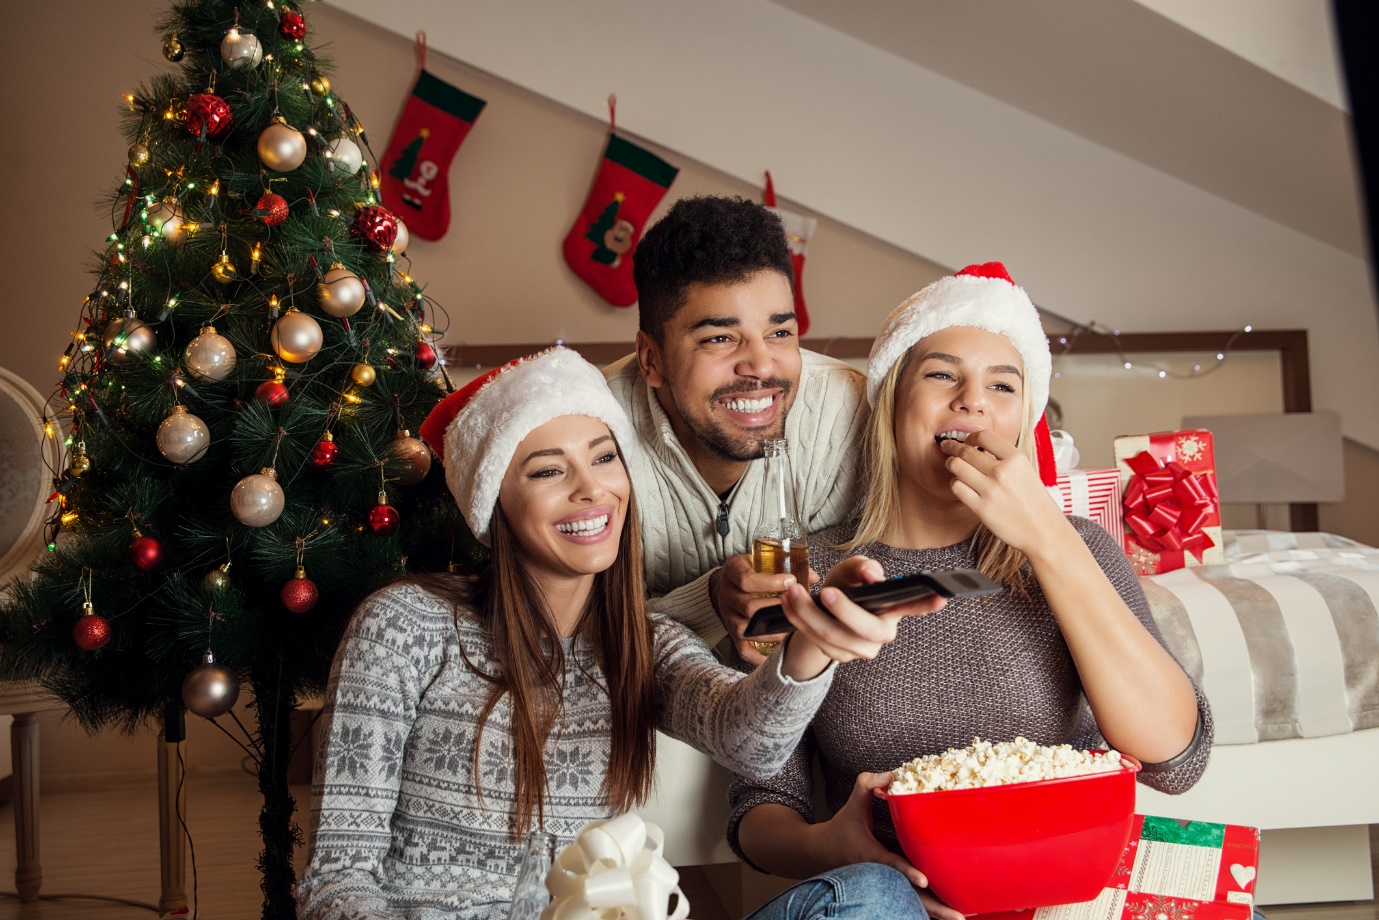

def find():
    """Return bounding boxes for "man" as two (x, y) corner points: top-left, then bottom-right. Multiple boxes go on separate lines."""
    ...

(604, 195), (869, 664)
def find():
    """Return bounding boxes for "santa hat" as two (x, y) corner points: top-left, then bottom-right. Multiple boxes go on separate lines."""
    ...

(419, 347), (636, 545)
(867, 261), (1058, 485)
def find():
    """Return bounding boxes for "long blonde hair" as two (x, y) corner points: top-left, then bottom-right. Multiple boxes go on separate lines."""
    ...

(844, 343), (1040, 595)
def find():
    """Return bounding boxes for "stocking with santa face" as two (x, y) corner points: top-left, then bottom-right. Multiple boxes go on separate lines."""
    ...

(379, 38), (486, 242)
(563, 106), (679, 307)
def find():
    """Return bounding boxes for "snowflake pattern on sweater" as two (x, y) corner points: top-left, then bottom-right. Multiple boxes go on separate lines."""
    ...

(298, 581), (834, 919)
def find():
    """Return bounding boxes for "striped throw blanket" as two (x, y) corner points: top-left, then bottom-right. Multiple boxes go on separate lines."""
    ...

(1142, 531), (1379, 744)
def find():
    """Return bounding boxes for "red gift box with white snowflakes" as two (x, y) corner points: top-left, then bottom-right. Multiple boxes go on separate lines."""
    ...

(1114, 429), (1224, 576)
(980, 814), (1260, 919)
(1047, 468), (1125, 547)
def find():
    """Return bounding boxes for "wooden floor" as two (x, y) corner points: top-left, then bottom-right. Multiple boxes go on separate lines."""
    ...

(0, 770), (1373, 918)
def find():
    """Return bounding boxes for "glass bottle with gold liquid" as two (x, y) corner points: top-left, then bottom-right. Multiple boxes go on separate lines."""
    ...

(750, 438), (808, 653)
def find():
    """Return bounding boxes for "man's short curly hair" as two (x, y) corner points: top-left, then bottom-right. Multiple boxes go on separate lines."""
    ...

(633, 196), (793, 344)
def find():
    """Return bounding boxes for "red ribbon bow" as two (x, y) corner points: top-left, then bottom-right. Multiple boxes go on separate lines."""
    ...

(1121, 450), (1218, 560)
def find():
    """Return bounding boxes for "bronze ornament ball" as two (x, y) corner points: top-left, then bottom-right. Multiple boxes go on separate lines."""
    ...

(203, 564), (231, 594)
(128, 142), (151, 167)
(257, 118), (308, 173)
(102, 316), (157, 365)
(182, 652), (240, 718)
(162, 34), (184, 62)
(388, 432), (432, 486)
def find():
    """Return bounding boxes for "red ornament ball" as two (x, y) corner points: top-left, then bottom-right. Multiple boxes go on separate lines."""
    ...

(368, 502), (400, 535)
(352, 205), (398, 252)
(278, 10), (307, 41)
(129, 534), (164, 572)
(73, 613), (111, 651)
(184, 93), (233, 140)
(309, 435), (339, 470)
(255, 380), (290, 408)
(255, 192), (289, 227)
(415, 341), (437, 370)
(281, 571), (319, 613)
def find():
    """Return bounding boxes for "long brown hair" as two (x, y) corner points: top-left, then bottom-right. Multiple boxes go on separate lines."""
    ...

(845, 343), (1039, 595)
(409, 491), (659, 839)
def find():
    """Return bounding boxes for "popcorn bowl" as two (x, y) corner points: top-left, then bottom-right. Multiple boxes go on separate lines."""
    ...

(875, 755), (1140, 915)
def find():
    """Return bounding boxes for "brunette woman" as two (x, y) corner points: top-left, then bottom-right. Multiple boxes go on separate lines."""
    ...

(298, 347), (938, 920)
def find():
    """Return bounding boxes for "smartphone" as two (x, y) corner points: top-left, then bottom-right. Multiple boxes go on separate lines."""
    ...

(743, 568), (1004, 638)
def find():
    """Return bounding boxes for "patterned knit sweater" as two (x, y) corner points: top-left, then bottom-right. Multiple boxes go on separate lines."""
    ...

(726, 516), (1213, 864)
(603, 350), (868, 645)
(297, 581), (835, 920)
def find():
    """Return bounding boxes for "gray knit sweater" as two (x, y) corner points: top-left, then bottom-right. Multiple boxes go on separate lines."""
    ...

(726, 516), (1213, 864)
(298, 581), (835, 920)
(603, 350), (867, 645)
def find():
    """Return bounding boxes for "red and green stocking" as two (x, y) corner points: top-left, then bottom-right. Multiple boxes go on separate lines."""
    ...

(564, 132), (679, 307)
(763, 172), (817, 335)
(380, 65), (486, 242)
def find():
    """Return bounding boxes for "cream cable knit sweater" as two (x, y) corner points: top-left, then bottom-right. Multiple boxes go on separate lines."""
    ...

(603, 350), (868, 645)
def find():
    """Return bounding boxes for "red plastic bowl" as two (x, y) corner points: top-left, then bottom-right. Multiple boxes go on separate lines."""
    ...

(876, 756), (1141, 915)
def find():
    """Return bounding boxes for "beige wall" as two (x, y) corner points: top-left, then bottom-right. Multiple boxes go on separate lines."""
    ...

(1, 1), (1375, 779)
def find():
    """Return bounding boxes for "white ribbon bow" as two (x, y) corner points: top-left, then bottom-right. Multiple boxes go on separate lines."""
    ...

(542, 813), (690, 920)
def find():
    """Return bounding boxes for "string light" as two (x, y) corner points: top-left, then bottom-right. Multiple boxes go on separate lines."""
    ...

(1049, 322), (1255, 385)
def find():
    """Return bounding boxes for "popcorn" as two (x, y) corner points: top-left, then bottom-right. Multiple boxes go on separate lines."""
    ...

(888, 737), (1123, 794)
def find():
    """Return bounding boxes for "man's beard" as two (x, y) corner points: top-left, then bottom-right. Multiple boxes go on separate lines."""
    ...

(678, 378), (793, 463)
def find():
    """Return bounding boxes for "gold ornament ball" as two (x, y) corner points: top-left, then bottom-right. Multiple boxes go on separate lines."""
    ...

(203, 565), (231, 593)
(257, 118), (308, 173)
(388, 432), (432, 486)
(163, 34), (185, 62)
(69, 447), (91, 478)
(350, 363), (376, 387)
(128, 142), (151, 167)
(230, 468), (285, 528)
(211, 258), (237, 285)
(309, 74), (331, 98)
(271, 311), (324, 364)
(317, 264), (366, 318)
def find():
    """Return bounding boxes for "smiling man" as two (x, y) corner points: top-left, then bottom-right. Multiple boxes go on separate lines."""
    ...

(604, 196), (868, 662)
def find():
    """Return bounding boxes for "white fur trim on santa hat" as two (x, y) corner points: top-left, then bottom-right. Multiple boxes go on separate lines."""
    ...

(866, 272), (1051, 417)
(441, 347), (636, 546)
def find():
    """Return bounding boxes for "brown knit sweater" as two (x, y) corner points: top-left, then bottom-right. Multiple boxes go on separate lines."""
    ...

(726, 515), (1213, 863)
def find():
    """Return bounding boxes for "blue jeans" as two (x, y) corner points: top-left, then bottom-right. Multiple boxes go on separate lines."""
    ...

(743, 863), (928, 920)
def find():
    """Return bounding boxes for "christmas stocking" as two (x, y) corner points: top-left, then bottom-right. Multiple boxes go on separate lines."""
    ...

(563, 103), (679, 307)
(763, 172), (817, 335)
(380, 36), (486, 242)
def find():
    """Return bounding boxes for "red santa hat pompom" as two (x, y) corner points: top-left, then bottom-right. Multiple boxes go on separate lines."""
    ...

(419, 347), (636, 545)
(868, 261), (1058, 485)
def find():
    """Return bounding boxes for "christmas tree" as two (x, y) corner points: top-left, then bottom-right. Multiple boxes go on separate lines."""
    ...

(387, 129), (427, 182)
(584, 194), (623, 265)
(0, 2), (481, 916)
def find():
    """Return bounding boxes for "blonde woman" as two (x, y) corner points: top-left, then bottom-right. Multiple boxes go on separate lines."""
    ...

(728, 264), (1211, 920)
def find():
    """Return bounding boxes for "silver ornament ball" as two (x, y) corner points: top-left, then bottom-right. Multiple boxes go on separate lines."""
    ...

(329, 136), (363, 174)
(220, 28), (263, 69)
(258, 120), (308, 172)
(230, 468), (285, 527)
(271, 310), (323, 363)
(316, 265), (366, 318)
(388, 433), (432, 486)
(156, 405), (210, 465)
(182, 652), (240, 718)
(393, 219), (410, 255)
(102, 316), (156, 365)
(184, 327), (237, 381)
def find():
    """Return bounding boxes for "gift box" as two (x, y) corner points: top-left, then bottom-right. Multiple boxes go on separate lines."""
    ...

(1047, 468), (1124, 547)
(980, 815), (1260, 920)
(1114, 429), (1223, 575)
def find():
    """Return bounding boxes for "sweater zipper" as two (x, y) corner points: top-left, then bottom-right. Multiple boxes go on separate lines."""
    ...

(717, 498), (730, 538)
